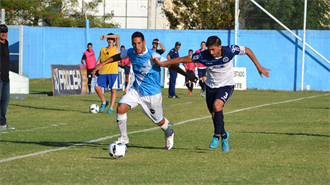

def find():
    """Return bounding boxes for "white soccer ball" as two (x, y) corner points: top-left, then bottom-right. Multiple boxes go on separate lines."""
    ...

(108, 141), (127, 159)
(89, 104), (99, 114)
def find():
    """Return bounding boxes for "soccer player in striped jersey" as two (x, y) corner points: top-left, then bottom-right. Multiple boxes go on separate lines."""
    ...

(92, 32), (197, 150)
(152, 36), (270, 151)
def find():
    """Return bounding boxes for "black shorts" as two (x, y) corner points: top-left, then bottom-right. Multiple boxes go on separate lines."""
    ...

(206, 85), (234, 113)
(185, 70), (195, 82)
(198, 68), (206, 78)
(87, 68), (99, 78)
(123, 65), (130, 75)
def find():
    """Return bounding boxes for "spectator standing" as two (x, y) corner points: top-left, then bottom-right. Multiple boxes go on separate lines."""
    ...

(118, 45), (131, 92)
(196, 41), (207, 97)
(151, 38), (166, 55)
(81, 43), (97, 94)
(95, 33), (120, 114)
(0, 24), (14, 129)
(184, 49), (197, 95)
(167, 41), (181, 98)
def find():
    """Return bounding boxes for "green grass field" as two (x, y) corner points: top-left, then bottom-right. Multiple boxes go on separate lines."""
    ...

(1, 79), (329, 184)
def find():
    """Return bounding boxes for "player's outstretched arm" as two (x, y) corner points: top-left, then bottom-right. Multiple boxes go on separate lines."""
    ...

(152, 55), (192, 67)
(91, 53), (122, 76)
(169, 65), (198, 82)
(245, 47), (271, 78)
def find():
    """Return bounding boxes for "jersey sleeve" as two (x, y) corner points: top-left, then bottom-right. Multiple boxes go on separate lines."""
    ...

(190, 52), (202, 63)
(230, 45), (246, 55)
(120, 49), (129, 59)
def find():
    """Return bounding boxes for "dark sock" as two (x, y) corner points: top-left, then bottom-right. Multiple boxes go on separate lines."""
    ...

(190, 82), (194, 92)
(202, 82), (206, 92)
(199, 80), (203, 89)
(213, 134), (220, 140)
(213, 110), (227, 139)
(125, 82), (128, 89)
(186, 83), (189, 89)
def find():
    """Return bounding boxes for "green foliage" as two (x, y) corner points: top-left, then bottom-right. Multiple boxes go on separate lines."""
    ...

(0, 0), (119, 28)
(240, 0), (330, 30)
(163, 0), (237, 30)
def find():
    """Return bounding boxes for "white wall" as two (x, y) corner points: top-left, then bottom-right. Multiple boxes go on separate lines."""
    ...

(79, 0), (169, 29)
(9, 71), (29, 94)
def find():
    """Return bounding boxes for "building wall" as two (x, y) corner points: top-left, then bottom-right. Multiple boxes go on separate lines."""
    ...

(79, 0), (169, 29)
(7, 26), (330, 91)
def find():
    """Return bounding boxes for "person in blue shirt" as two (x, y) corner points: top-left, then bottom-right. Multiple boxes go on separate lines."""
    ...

(152, 36), (270, 152)
(166, 41), (181, 98)
(92, 32), (197, 150)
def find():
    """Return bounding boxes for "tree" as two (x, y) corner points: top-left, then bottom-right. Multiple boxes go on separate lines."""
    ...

(0, 0), (119, 28)
(240, 0), (330, 30)
(163, 0), (237, 30)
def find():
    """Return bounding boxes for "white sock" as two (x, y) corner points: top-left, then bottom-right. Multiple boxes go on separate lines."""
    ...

(116, 113), (128, 141)
(160, 118), (172, 137)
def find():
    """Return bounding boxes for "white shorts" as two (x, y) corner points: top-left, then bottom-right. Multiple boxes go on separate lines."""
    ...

(119, 87), (163, 123)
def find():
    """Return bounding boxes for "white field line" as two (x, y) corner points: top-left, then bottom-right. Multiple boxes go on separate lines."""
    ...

(0, 123), (67, 134)
(0, 93), (328, 163)
(170, 102), (193, 107)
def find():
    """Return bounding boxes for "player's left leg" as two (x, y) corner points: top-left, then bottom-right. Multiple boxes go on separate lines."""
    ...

(116, 88), (140, 145)
(207, 85), (234, 151)
(107, 74), (119, 114)
(140, 93), (174, 150)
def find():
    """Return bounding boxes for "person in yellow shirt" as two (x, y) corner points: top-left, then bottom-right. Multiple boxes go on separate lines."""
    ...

(95, 33), (120, 114)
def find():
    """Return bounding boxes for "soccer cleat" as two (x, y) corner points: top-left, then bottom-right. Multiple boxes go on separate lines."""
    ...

(124, 88), (127, 92)
(188, 90), (192, 95)
(209, 137), (220, 149)
(200, 90), (205, 97)
(118, 137), (129, 145)
(107, 107), (113, 114)
(99, 101), (109, 112)
(165, 129), (175, 150)
(0, 124), (15, 130)
(89, 91), (93, 94)
(221, 132), (229, 152)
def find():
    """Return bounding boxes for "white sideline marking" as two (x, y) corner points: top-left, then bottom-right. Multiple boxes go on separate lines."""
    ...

(170, 102), (193, 107)
(0, 93), (328, 163)
(0, 123), (67, 134)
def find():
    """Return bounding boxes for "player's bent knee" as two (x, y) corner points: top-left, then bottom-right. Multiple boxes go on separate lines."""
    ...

(213, 100), (224, 112)
(117, 103), (130, 114)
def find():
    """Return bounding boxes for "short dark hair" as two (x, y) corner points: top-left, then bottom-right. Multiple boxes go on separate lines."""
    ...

(132, 31), (145, 41)
(107, 33), (116, 41)
(87, 43), (92, 47)
(206, 36), (221, 47)
(189, 49), (193, 52)
(201, 41), (205, 45)
(153, 38), (159, 42)
(121, 45), (125, 48)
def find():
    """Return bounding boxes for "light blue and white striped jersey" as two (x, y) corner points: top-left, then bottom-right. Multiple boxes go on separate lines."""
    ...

(120, 47), (167, 95)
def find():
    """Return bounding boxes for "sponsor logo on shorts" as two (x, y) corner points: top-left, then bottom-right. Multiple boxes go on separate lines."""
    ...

(150, 109), (155, 114)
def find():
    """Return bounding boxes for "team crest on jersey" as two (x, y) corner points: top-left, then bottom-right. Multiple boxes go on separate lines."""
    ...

(223, 57), (229, 63)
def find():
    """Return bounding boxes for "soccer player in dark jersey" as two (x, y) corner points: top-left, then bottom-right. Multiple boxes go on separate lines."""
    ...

(152, 36), (270, 151)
